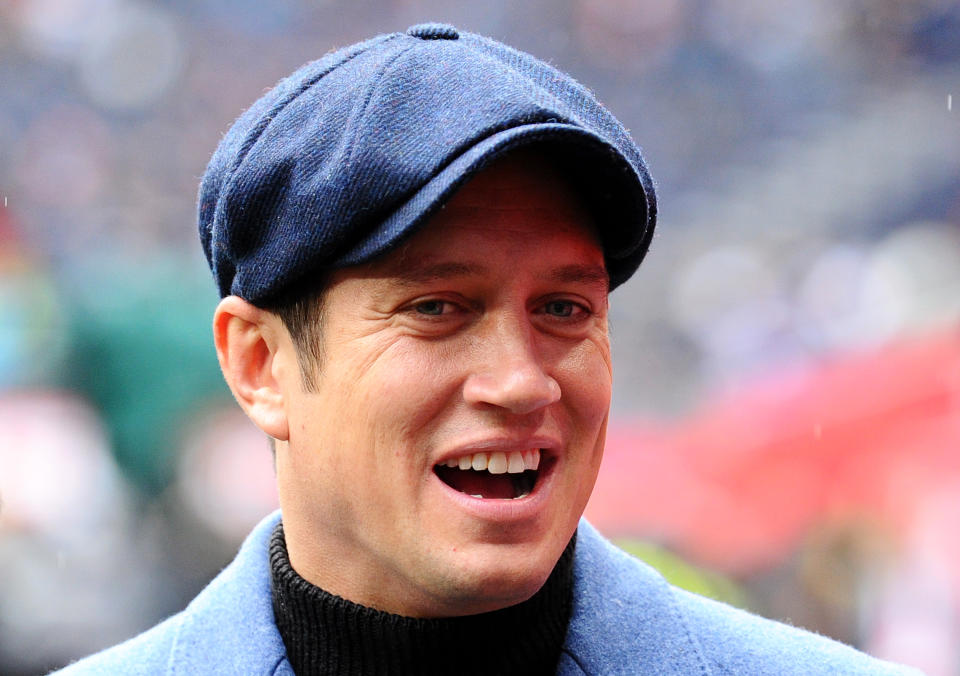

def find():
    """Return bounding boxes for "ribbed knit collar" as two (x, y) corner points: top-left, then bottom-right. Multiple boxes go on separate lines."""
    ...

(269, 522), (575, 676)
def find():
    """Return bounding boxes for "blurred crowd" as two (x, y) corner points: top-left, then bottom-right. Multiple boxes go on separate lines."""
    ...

(1, 1), (958, 674)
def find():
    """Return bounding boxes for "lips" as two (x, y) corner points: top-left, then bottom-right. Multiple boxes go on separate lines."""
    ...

(434, 449), (543, 500)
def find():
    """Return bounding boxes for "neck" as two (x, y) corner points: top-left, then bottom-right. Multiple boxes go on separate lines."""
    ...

(269, 521), (576, 676)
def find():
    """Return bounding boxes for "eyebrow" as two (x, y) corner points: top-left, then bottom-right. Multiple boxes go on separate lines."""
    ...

(390, 260), (609, 290)
(391, 261), (488, 286)
(548, 263), (610, 289)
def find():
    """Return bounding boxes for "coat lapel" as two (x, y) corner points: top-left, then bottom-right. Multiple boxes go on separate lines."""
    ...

(168, 511), (293, 675)
(558, 521), (710, 675)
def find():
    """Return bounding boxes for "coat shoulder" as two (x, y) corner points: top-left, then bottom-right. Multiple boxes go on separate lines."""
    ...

(49, 511), (289, 676)
(51, 613), (181, 675)
(566, 521), (923, 676)
(672, 587), (923, 676)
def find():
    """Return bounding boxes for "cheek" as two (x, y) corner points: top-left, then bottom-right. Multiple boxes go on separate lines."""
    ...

(556, 342), (612, 416)
(555, 344), (611, 499)
(366, 340), (466, 422)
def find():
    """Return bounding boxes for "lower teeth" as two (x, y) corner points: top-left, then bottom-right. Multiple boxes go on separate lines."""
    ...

(434, 466), (538, 500)
(470, 489), (530, 500)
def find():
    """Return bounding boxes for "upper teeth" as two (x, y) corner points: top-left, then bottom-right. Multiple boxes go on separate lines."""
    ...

(442, 449), (540, 474)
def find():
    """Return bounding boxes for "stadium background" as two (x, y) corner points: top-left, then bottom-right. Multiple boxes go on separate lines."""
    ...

(1, 1), (959, 673)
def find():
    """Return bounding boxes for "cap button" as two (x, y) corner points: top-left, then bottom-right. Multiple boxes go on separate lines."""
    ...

(406, 23), (459, 40)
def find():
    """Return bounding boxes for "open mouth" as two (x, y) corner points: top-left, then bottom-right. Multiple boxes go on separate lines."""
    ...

(434, 449), (541, 500)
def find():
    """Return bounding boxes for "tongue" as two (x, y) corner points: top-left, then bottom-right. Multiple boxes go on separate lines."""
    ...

(442, 468), (518, 499)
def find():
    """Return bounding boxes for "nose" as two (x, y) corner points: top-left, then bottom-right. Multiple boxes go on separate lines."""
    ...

(462, 318), (561, 415)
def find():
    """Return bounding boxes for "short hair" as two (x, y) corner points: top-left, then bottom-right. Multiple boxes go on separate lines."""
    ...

(260, 274), (329, 392)
(261, 279), (326, 457)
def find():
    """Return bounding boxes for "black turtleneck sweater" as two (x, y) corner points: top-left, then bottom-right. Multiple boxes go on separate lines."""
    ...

(269, 523), (575, 676)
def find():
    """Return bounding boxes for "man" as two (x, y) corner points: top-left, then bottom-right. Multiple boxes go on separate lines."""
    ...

(58, 23), (921, 675)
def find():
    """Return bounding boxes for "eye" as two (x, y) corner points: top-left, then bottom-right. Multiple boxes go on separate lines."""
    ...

(534, 297), (597, 328)
(401, 295), (474, 326)
(413, 299), (454, 316)
(543, 300), (576, 318)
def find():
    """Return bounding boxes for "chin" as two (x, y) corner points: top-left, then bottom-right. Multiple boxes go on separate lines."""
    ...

(428, 536), (568, 616)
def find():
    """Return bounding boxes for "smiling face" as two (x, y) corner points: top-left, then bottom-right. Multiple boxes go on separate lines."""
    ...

(274, 152), (612, 617)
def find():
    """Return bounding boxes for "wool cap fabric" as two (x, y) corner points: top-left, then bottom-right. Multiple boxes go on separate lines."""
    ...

(198, 22), (658, 305)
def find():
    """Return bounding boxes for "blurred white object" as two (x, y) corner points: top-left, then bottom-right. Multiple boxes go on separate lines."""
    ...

(867, 483), (960, 676)
(0, 390), (150, 672)
(0, 390), (125, 538)
(78, 2), (185, 111)
(862, 221), (960, 338)
(175, 405), (279, 544)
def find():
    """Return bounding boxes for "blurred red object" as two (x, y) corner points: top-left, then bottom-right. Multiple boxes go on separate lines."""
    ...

(0, 198), (21, 262)
(587, 326), (960, 574)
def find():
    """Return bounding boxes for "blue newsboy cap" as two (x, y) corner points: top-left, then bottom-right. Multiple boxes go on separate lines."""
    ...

(199, 23), (657, 305)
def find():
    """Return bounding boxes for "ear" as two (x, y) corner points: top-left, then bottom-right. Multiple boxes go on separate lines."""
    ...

(213, 296), (290, 441)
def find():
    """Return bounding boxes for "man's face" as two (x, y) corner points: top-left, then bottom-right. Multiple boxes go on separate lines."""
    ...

(276, 153), (612, 617)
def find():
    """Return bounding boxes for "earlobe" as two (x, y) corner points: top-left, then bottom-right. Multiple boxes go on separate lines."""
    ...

(213, 296), (290, 441)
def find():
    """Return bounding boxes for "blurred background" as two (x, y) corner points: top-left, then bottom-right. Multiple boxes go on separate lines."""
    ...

(1, 1), (958, 673)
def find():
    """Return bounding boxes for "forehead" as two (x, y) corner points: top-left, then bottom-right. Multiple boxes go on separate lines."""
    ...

(366, 151), (605, 278)
(438, 150), (596, 231)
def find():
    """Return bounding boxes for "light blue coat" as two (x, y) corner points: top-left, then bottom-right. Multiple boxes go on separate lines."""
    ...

(55, 512), (923, 675)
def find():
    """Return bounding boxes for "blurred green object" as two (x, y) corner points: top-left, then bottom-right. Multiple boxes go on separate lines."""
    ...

(615, 538), (748, 609)
(0, 260), (69, 388)
(63, 254), (232, 496)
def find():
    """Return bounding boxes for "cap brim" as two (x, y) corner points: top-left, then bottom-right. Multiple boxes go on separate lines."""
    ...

(337, 122), (654, 290)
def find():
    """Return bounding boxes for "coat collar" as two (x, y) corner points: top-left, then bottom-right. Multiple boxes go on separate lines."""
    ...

(168, 512), (706, 675)
(559, 521), (709, 675)
(169, 511), (293, 675)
